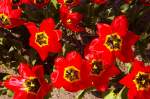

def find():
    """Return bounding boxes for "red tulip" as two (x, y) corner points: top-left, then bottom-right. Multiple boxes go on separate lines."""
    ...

(87, 15), (139, 65)
(4, 63), (51, 99)
(0, 0), (25, 28)
(51, 51), (91, 92)
(59, 6), (85, 32)
(120, 60), (150, 99)
(25, 18), (62, 61)
(84, 43), (120, 92)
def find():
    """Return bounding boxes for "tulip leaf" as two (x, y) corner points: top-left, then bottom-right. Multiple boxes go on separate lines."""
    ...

(7, 90), (14, 97)
(104, 87), (128, 99)
(76, 90), (86, 99)
(104, 90), (118, 99)
(116, 59), (132, 74)
(76, 87), (95, 99)
(44, 92), (52, 99)
(0, 37), (4, 45)
(51, 0), (59, 9)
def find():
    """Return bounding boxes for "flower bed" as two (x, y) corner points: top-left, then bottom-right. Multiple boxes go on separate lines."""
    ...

(0, 0), (150, 99)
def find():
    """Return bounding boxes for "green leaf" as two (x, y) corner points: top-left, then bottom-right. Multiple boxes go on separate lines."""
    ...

(0, 37), (4, 45)
(0, 90), (2, 96)
(31, 59), (37, 66)
(7, 90), (14, 97)
(51, 0), (59, 9)
(104, 90), (118, 99)
(59, 88), (66, 93)
(44, 92), (52, 99)
(61, 44), (75, 56)
(116, 59), (132, 74)
(121, 88), (128, 99)
(120, 4), (129, 13)
(104, 87), (128, 99)
(76, 90), (86, 99)
(76, 87), (94, 99)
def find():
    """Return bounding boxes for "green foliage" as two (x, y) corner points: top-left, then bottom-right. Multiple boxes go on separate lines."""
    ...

(0, 0), (150, 98)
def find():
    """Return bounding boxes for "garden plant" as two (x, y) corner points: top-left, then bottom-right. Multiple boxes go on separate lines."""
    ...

(0, 0), (150, 99)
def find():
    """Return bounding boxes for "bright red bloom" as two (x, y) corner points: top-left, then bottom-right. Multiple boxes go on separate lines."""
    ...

(25, 18), (62, 61)
(10, 0), (31, 6)
(0, 0), (25, 28)
(117, 31), (139, 62)
(140, 0), (150, 6)
(57, 0), (80, 7)
(120, 60), (150, 99)
(125, 0), (133, 4)
(4, 63), (51, 99)
(30, 0), (50, 8)
(59, 5), (70, 18)
(51, 51), (91, 92)
(88, 15), (139, 65)
(59, 6), (85, 32)
(0, 81), (3, 86)
(92, 0), (107, 5)
(84, 44), (120, 92)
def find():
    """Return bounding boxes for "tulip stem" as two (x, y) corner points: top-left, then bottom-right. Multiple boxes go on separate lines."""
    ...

(76, 87), (94, 99)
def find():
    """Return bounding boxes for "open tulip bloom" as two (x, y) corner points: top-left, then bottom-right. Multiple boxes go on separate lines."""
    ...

(4, 63), (51, 99)
(51, 51), (91, 92)
(84, 43), (120, 92)
(87, 15), (139, 65)
(59, 5), (85, 32)
(120, 60), (150, 99)
(0, 0), (149, 99)
(0, 0), (25, 28)
(25, 18), (62, 61)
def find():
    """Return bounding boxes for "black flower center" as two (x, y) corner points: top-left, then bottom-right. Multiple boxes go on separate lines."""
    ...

(65, 0), (74, 4)
(12, 0), (20, 3)
(91, 60), (103, 75)
(104, 33), (122, 51)
(144, 0), (150, 3)
(35, 0), (44, 4)
(0, 14), (10, 25)
(64, 66), (80, 83)
(23, 78), (41, 94)
(133, 72), (150, 91)
(35, 32), (48, 47)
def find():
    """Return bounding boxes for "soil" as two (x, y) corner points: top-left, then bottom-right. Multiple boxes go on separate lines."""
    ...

(0, 88), (101, 99)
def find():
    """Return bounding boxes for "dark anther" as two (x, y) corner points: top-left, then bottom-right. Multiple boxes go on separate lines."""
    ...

(105, 34), (121, 50)
(135, 73), (150, 90)
(24, 78), (41, 93)
(64, 67), (80, 82)
(36, 0), (44, 4)
(12, 0), (20, 3)
(91, 61), (103, 75)
(65, 0), (74, 4)
(36, 32), (48, 46)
